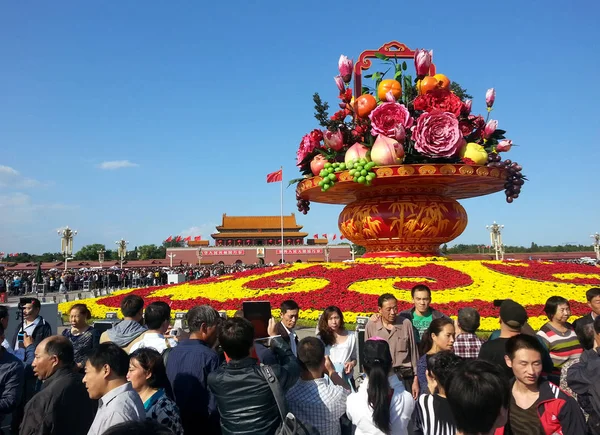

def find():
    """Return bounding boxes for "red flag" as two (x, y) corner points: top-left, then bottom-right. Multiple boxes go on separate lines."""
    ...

(194, 236), (201, 241)
(184, 236), (192, 242)
(165, 236), (173, 242)
(175, 236), (182, 242)
(322, 234), (328, 239)
(340, 235), (345, 240)
(332, 234), (337, 240)
(313, 234), (318, 239)
(266, 169), (282, 183)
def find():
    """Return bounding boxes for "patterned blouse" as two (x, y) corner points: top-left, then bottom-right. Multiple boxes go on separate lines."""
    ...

(62, 327), (100, 366)
(145, 389), (184, 435)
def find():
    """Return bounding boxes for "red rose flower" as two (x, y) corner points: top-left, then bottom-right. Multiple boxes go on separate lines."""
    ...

(459, 120), (474, 136)
(413, 89), (464, 117)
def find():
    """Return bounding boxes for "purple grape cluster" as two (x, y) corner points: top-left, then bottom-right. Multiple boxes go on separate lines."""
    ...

(487, 154), (525, 203)
(296, 192), (310, 214)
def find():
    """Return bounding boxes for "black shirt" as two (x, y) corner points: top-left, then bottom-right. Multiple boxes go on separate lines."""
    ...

(509, 394), (545, 435)
(478, 337), (512, 379)
(414, 394), (456, 435)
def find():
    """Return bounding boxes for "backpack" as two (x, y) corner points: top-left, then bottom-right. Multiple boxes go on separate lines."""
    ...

(259, 364), (320, 435)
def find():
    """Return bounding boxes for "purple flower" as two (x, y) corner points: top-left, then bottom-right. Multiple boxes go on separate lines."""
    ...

(484, 120), (498, 139)
(414, 49), (433, 77)
(334, 75), (345, 93)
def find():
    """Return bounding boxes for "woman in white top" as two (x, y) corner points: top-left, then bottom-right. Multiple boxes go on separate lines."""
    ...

(346, 338), (415, 435)
(317, 306), (357, 387)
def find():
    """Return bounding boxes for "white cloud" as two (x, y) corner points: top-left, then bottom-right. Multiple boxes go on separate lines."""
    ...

(0, 165), (41, 188)
(98, 160), (139, 170)
(179, 223), (217, 240)
(0, 165), (19, 176)
(0, 193), (78, 225)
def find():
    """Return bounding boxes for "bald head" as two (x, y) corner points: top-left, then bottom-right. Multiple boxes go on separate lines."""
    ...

(33, 336), (74, 380)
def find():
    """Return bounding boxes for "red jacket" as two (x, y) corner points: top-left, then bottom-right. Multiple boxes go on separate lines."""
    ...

(496, 380), (587, 435)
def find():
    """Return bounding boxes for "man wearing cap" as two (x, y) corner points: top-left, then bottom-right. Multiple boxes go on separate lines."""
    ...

(478, 300), (553, 379)
(453, 308), (484, 359)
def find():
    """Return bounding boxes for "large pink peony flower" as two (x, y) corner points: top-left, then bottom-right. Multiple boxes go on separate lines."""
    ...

(412, 110), (465, 158)
(369, 102), (414, 137)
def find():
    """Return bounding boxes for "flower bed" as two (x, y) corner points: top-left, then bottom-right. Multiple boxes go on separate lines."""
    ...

(59, 260), (599, 331)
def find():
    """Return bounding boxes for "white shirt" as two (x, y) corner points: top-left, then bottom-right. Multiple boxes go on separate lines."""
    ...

(282, 324), (297, 356)
(129, 332), (177, 354)
(346, 374), (414, 435)
(87, 382), (145, 435)
(1, 338), (14, 354)
(325, 332), (357, 368)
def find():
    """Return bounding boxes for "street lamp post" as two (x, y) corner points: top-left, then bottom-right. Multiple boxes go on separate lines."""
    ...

(97, 249), (105, 268)
(591, 233), (600, 261)
(168, 253), (176, 268)
(324, 245), (330, 263)
(350, 244), (356, 261)
(115, 239), (128, 269)
(486, 222), (505, 261)
(197, 249), (203, 266)
(57, 226), (77, 271)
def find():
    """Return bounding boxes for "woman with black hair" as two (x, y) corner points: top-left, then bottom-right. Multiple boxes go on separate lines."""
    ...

(536, 295), (583, 375)
(416, 318), (455, 395)
(346, 338), (414, 434)
(413, 351), (464, 435)
(128, 348), (183, 435)
(317, 306), (357, 387)
(62, 303), (100, 370)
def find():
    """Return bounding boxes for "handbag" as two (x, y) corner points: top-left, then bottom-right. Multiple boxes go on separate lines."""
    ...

(259, 364), (320, 435)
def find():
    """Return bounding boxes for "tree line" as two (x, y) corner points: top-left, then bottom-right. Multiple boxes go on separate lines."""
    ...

(3, 241), (186, 263)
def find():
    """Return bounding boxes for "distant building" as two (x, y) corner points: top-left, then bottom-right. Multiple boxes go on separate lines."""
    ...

(167, 213), (351, 265)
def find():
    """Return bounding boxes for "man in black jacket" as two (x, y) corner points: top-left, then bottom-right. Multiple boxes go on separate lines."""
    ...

(11, 297), (52, 434)
(573, 287), (600, 334)
(208, 317), (300, 435)
(19, 336), (95, 435)
(0, 324), (24, 430)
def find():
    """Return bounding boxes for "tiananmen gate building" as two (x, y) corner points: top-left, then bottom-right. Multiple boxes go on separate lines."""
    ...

(166, 213), (351, 265)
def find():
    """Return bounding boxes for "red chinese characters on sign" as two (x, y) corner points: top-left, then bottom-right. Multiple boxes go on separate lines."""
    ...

(276, 249), (323, 255)
(203, 250), (245, 256)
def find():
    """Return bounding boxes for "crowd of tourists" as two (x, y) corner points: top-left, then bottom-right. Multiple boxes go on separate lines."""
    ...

(0, 263), (270, 296)
(0, 286), (599, 435)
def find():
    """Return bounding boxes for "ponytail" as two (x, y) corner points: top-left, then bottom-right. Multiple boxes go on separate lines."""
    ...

(364, 360), (392, 434)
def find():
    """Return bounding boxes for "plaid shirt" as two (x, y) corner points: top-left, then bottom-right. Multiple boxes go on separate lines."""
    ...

(286, 377), (349, 435)
(453, 333), (483, 359)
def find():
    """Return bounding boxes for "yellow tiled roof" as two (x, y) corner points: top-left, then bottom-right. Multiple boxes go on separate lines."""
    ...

(216, 213), (302, 231)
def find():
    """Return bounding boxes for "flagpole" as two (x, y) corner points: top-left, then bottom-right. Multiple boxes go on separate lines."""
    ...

(280, 166), (284, 264)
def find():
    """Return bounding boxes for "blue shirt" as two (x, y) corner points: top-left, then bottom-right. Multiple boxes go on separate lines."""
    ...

(166, 339), (220, 434)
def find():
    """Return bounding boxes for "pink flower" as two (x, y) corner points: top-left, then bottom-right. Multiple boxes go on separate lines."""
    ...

(486, 88), (496, 108)
(323, 130), (344, 151)
(412, 111), (465, 158)
(414, 49), (433, 77)
(393, 124), (406, 143)
(385, 90), (396, 102)
(338, 55), (353, 84)
(334, 75), (345, 93)
(369, 102), (413, 137)
(462, 99), (472, 116)
(497, 140), (512, 152)
(484, 120), (498, 138)
(296, 133), (321, 166)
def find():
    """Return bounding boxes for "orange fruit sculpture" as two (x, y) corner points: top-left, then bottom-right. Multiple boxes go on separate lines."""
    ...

(355, 94), (377, 118)
(377, 79), (402, 101)
(418, 74), (452, 95)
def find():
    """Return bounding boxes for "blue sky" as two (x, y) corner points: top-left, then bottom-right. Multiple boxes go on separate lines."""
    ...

(1, 1), (599, 254)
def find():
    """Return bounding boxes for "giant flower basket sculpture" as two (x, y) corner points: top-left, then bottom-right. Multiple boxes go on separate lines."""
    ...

(294, 42), (525, 257)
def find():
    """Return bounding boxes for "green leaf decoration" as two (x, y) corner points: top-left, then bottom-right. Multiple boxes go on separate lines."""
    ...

(287, 178), (306, 187)
(364, 74), (373, 79)
(374, 53), (389, 61)
(402, 61), (407, 71)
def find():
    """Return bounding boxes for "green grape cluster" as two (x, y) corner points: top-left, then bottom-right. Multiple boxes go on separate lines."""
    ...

(347, 158), (377, 185)
(318, 162), (346, 191)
